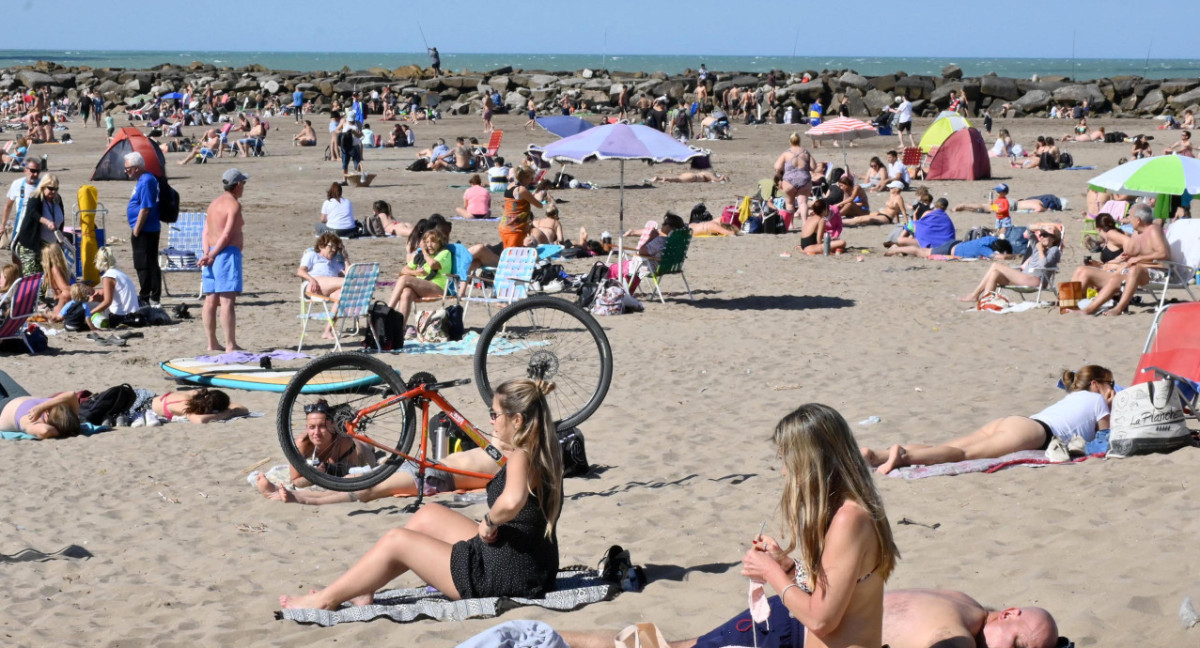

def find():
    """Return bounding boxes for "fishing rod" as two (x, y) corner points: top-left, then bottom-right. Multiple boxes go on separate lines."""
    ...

(417, 22), (430, 51)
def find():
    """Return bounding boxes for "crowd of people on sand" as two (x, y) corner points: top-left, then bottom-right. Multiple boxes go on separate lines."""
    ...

(1, 65), (1192, 647)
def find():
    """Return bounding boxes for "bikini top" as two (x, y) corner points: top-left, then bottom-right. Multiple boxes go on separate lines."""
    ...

(792, 558), (876, 595)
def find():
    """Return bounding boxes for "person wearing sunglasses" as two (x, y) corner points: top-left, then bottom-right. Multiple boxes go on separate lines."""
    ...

(285, 400), (377, 488)
(2, 160), (41, 253)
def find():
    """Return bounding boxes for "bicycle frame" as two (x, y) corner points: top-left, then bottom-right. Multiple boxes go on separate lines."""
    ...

(345, 378), (506, 482)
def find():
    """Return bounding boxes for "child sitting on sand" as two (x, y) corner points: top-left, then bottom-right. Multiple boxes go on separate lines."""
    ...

(55, 284), (92, 331)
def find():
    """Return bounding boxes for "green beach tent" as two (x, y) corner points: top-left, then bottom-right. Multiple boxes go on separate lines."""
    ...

(919, 112), (972, 153)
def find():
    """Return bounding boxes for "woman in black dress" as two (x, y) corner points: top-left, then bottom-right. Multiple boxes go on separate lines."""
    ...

(280, 379), (564, 610)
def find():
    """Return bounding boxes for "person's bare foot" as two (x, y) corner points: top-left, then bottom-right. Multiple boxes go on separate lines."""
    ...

(280, 590), (338, 611)
(1101, 308), (1125, 317)
(860, 447), (884, 468)
(956, 294), (978, 303)
(952, 205), (967, 212)
(225, 345), (246, 352)
(348, 593), (374, 606)
(876, 444), (907, 474)
(207, 345), (222, 352)
(256, 474), (278, 499)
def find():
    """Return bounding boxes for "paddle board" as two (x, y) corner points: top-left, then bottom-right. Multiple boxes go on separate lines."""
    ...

(160, 358), (383, 393)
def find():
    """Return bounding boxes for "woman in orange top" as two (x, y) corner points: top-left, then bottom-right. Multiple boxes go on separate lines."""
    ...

(500, 167), (543, 248)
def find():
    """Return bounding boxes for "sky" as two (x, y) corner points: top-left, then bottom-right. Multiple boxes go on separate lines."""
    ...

(5, 0), (1192, 61)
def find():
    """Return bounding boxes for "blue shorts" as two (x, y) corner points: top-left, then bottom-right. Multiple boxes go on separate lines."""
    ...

(201, 247), (243, 294)
(932, 240), (960, 256)
(694, 596), (805, 648)
(996, 217), (1013, 229)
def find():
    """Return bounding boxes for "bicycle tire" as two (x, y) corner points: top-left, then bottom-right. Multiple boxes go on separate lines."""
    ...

(277, 352), (416, 491)
(474, 295), (613, 430)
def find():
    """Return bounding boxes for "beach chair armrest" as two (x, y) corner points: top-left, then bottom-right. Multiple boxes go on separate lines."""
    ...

(304, 292), (335, 302)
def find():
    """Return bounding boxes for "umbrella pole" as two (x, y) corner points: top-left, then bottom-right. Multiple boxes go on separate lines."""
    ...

(619, 160), (626, 288)
(842, 133), (849, 170)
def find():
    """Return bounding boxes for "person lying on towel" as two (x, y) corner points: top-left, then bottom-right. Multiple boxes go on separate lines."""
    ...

(860, 365), (1113, 474)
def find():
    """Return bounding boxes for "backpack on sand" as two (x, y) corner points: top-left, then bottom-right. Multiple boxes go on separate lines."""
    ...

(79, 384), (137, 425)
(157, 175), (181, 223)
(365, 300), (404, 351)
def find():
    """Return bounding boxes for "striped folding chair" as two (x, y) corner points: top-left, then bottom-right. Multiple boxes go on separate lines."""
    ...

(160, 212), (206, 298)
(0, 273), (44, 353)
(298, 262), (380, 352)
(461, 247), (538, 318)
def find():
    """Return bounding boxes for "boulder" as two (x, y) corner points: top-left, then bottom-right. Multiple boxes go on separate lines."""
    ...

(1137, 88), (1166, 113)
(439, 87), (461, 100)
(731, 75), (760, 87)
(441, 75), (483, 90)
(1110, 76), (1137, 95)
(1161, 79), (1200, 96)
(654, 80), (686, 100)
(581, 68), (593, 79)
(16, 69), (55, 89)
(417, 78), (442, 90)
(788, 80), (827, 101)
(392, 65), (426, 80)
(488, 75), (512, 92)
(867, 74), (896, 93)
(1120, 94), (1139, 112)
(979, 75), (1020, 101)
(863, 89), (893, 114)
(1133, 80), (1161, 98)
(942, 64), (963, 79)
(929, 82), (963, 107)
(446, 101), (471, 116)
(332, 82), (355, 94)
(895, 75), (935, 100)
(842, 88), (867, 117)
(233, 77), (259, 92)
(262, 79), (280, 94)
(1168, 87), (1200, 110)
(1052, 84), (1107, 109)
(1012, 89), (1052, 113)
(96, 79), (120, 95)
(711, 80), (734, 95)
(487, 66), (513, 76)
(837, 72), (870, 91)
(522, 74), (559, 89)
(581, 89), (608, 105)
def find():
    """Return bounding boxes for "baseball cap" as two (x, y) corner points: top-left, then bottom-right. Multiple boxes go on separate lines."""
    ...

(886, 180), (904, 189)
(222, 168), (249, 187)
(993, 183), (1009, 193)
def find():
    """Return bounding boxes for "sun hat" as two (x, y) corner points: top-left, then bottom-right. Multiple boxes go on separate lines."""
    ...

(886, 181), (904, 189)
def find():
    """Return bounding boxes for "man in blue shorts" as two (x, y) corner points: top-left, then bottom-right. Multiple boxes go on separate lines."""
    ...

(199, 168), (247, 352)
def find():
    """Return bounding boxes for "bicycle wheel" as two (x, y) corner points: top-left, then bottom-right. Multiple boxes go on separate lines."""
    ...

(474, 295), (613, 429)
(277, 352), (416, 491)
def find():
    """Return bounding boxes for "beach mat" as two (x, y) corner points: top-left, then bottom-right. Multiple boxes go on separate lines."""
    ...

(886, 450), (1103, 479)
(452, 216), (500, 222)
(276, 567), (618, 626)
(386, 331), (545, 356)
(1, 422), (111, 440)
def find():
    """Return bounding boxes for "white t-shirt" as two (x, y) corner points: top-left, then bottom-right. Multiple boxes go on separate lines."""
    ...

(1031, 390), (1110, 442)
(300, 248), (346, 277)
(7, 178), (36, 228)
(887, 159), (911, 185)
(896, 100), (913, 123)
(321, 198), (355, 230)
(102, 268), (139, 316)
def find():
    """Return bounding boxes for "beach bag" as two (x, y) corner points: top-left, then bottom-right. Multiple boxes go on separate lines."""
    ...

(364, 213), (387, 237)
(21, 324), (47, 354)
(720, 204), (740, 227)
(79, 384), (137, 425)
(1058, 151), (1074, 168)
(964, 226), (995, 241)
(1108, 379), (1191, 458)
(557, 426), (590, 477)
(577, 262), (610, 309)
(591, 282), (626, 316)
(689, 202), (713, 224)
(417, 309), (449, 343)
(365, 300), (404, 351)
(157, 175), (180, 223)
(975, 290), (1012, 312)
(439, 411), (478, 453)
(406, 158), (430, 172)
(442, 305), (465, 341)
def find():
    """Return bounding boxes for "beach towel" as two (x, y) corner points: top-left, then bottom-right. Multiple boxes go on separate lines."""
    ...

(388, 331), (545, 356)
(0, 545), (93, 563)
(249, 464), (487, 497)
(0, 422), (111, 440)
(276, 567), (618, 627)
(1060, 166), (1096, 171)
(967, 300), (1052, 314)
(886, 450), (1103, 479)
(458, 620), (568, 648)
(193, 350), (310, 365)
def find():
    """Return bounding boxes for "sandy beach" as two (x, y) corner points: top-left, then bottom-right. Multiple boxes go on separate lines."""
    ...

(1, 107), (1196, 647)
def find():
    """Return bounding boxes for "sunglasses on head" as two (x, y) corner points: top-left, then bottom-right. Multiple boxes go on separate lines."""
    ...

(304, 403), (331, 415)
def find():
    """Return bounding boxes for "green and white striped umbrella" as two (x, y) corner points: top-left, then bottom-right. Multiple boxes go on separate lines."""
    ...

(1088, 154), (1200, 197)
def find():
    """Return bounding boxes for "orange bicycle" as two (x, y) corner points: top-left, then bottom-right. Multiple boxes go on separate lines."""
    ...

(276, 295), (612, 496)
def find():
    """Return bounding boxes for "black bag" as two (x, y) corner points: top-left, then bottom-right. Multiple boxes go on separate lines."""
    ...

(406, 158), (430, 172)
(79, 384), (137, 425)
(689, 202), (713, 224)
(964, 225), (995, 241)
(365, 300), (405, 351)
(1038, 152), (1060, 171)
(442, 304), (465, 342)
(22, 325), (47, 354)
(553, 172), (574, 189)
(531, 260), (564, 286)
(1058, 151), (1074, 168)
(577, 262), (610, 308)
(157, 175), (181, 223)
(557, 426), (590, 477)
(431, 410), (479, 453)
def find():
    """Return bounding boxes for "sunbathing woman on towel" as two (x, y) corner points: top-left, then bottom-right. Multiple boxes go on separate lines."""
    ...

(146, 388), (247, 426)
(279, 379), (563, 609)
(861, 365), (1114, 474)
(0, 370), (81, 439)
(257, 447), (500, 505)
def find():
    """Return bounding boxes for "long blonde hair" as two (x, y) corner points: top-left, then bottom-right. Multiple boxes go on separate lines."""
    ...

(773, 403), (899, 589)
(41, 242), (69, 284)
(495, 379), (563, 537)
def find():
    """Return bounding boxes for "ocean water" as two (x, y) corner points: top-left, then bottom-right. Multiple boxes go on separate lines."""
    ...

(2, 50), (1200, 80)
